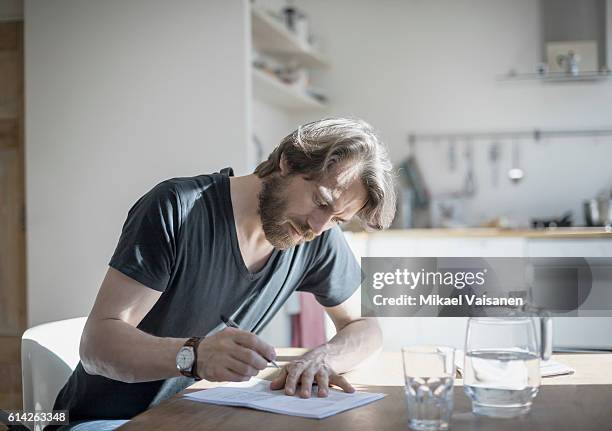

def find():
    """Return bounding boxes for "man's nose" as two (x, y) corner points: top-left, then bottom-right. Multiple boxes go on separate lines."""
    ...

(307, 211), (333, 235)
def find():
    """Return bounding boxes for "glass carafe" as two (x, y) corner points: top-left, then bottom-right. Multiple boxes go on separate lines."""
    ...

(463, 316), (551, 418)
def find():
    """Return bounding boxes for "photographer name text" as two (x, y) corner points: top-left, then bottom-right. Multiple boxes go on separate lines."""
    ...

(372, 294), (524, 307)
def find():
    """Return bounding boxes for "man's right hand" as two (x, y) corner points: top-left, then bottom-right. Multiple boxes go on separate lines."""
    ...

(196, 327), (276, 382)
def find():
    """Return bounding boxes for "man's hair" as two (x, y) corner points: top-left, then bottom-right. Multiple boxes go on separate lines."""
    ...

(254, 117), (396, 230)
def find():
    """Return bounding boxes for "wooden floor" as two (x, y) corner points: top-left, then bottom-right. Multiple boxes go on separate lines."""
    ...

(0, 336), (22, 410)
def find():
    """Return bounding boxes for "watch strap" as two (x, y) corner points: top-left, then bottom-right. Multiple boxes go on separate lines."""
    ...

(179, 336), (203, 380)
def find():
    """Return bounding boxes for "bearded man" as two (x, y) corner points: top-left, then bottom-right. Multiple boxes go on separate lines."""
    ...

(52, 117), (396, 430)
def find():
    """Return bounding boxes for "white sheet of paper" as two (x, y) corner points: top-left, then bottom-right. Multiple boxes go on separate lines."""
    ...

(183, 378), (386, 419)
(455, 349), (575, 377)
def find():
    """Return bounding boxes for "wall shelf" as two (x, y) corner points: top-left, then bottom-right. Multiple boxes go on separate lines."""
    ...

(498, 70), (612, 83)
(252, 67), (325, 110)
(251, 6), (329, 69)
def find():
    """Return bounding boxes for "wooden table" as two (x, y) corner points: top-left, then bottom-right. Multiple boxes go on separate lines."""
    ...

(119, 349), (612, 431)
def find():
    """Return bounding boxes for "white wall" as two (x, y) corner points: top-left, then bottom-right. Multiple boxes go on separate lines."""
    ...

(25, 0), (250, 326)
(289, 0), (612, 227)
(250, 99), (294, 169)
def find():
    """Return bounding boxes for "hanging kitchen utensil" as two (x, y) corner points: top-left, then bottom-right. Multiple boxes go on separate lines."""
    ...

(448, 138), (457, 171)
(489, 142), (500, 187)
(508, 139), (524, 184)
(463, 140), (476, 196)
(399, 156), (429, 208)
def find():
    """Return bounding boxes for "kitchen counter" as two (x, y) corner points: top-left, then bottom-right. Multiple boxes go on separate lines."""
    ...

(349, 227), (612, 239)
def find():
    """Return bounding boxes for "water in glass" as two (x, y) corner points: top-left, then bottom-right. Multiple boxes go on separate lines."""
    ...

(463, 317), (542, 418)
(402, 346), (455, 430)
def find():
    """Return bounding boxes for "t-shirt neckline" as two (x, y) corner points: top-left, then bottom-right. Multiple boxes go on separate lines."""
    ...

(219, 168), (281, 281)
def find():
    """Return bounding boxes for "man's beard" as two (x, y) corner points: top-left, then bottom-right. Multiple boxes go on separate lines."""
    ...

(258, 174), (316, 250)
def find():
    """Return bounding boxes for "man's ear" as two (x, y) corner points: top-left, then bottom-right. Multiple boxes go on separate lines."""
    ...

(279, 153), (289, 177)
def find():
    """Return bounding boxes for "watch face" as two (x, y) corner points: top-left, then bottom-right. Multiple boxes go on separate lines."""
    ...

(176, 346), (195, 371)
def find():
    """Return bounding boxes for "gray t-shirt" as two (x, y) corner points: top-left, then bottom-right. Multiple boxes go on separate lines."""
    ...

(52, 167), (361, 423)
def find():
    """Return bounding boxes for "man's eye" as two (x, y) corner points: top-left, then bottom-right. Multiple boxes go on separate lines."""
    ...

(315, 198), (328, 209)
(332, 218), (344, 225)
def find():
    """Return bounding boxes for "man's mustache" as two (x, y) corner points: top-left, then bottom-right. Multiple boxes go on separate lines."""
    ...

(288, 220), (316, 241)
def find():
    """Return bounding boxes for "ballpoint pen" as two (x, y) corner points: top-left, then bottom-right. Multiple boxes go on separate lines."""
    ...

(220, 314), (280, 368)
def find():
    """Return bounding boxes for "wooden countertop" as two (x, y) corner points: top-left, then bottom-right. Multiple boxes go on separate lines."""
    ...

(349, 227), (612, 239)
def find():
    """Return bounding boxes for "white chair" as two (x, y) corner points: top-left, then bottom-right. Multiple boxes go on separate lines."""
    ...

(21, 317), (87, 431)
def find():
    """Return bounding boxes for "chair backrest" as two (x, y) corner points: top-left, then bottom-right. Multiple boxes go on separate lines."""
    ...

(21, 317), (87, 430)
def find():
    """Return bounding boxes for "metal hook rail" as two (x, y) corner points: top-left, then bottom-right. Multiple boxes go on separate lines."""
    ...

(407, 128), (612, 144)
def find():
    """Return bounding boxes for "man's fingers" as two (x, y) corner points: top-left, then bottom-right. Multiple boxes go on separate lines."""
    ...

(267, 359), (353, 398)
(329, 374), (355, 393)
(231, 345), (268, 370)
(284, 361), (306, 396)
(208, 358), (256, 381)
(225, 357), (259, 378)
(299, 368), (316, 398)
(315, 369), (329, 397)
(216, 366), (250, 382)
(269, 367), (288, 390)
(231, 329), (276, 363)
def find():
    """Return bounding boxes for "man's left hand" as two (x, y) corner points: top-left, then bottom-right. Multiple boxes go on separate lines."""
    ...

(269, 349), (355, 398)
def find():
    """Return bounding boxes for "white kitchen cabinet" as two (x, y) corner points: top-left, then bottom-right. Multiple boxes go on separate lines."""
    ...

(342, 232), (368, 260)
(526, 238), (612, 351)
(414, 238), (526, 257)
(362, 235), (526, 257)
(377, 317), (469, 351)
(348, 232), (612, 351)
(553, 317), (612, 350)
(346, 233), (526, 350)
(362, 234), (420, 257)
(527, 239), (612, 257)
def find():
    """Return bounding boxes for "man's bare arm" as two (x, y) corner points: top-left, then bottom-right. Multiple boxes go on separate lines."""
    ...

(80, 267), (185, 383)
(320, 298), (383, 374)
(80, 267), (275, 383)
(271, 289), (382, 397)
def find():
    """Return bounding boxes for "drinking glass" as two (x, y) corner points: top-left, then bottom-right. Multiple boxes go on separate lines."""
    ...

(463, 317), (541, 418)
(402, 345), (455, 431)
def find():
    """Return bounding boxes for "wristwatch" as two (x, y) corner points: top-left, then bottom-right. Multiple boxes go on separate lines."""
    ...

(176, 337), (203, 380)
